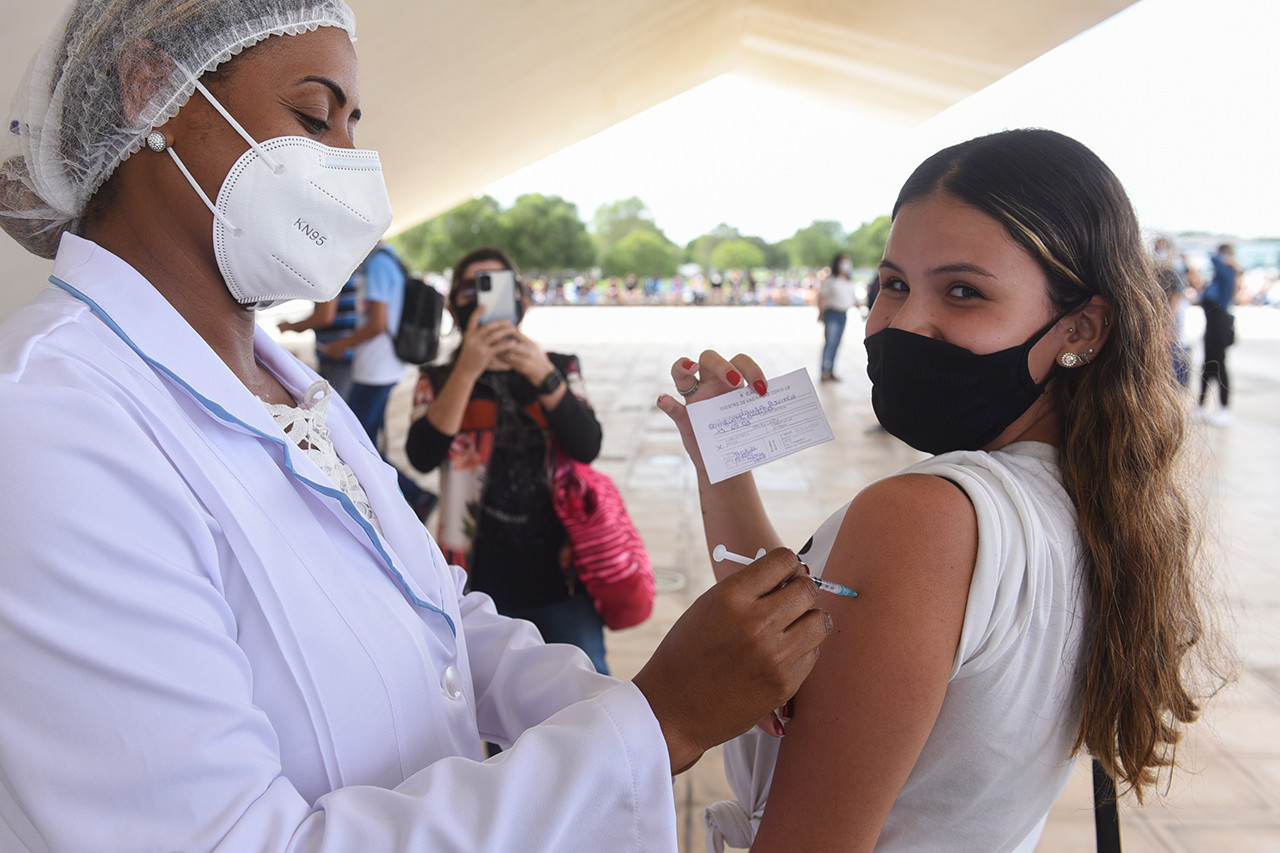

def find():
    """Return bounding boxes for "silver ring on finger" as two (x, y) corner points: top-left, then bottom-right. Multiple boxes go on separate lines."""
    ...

(676, 378), (700, 397)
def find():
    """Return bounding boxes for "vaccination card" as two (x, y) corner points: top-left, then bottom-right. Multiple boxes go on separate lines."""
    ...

(686, 367), (834, 485)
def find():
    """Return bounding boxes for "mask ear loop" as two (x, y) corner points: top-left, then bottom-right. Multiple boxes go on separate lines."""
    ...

(167, 61), (285, 173)
(162, 146), (242, 237)
(188, 77), (285, 175)
(155, 65), (289, 238)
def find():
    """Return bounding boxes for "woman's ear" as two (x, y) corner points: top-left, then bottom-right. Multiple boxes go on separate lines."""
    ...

(1059, 294), (1113, 363)
(118, 41), (174, 128)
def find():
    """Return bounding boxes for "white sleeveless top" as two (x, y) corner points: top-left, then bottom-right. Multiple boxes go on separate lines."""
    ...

(706, 442), (1090, 853)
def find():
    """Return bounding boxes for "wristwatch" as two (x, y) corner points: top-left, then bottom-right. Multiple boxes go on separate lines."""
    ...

(537, 369), (564, 395)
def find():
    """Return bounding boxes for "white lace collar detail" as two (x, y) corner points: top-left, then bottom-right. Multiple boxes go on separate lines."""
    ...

(260, 380), (380, 532)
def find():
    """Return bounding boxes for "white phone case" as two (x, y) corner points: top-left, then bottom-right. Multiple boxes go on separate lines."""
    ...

(477, 270), (519, 325)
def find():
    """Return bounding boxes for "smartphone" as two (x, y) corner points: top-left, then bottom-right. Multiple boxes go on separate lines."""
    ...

(475, 270), (519, 325)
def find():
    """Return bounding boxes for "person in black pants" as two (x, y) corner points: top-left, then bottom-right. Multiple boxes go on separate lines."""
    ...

(1197, 244), (1241, 426)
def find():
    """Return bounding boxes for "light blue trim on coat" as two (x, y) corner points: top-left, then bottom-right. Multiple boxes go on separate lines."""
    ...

(50, 275), (456, 636)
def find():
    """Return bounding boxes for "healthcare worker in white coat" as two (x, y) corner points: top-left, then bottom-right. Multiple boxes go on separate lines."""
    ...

(0, 2), (831, 850)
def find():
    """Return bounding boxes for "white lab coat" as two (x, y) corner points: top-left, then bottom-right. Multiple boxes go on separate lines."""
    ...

(0, 234), (677, 852)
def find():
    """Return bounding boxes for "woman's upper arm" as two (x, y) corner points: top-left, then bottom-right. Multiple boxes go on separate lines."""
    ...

(752, 473), (978, 852)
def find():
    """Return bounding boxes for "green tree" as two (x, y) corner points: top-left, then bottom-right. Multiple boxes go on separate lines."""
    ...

(786, 219), (847, 269)
(390, 195), (506, 273)
(686, 223), (740, 270)
(710, 239), (765, 272)
(745, 235), (789, 270)
(592, 196), (665, 257)
(601, 230), (678, 278)
(847, 215), (892, 268)
(500, 193), (595, 273)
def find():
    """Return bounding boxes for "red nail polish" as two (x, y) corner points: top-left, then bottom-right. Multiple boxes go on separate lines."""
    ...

(726, 370), (742, 387)
(753, 379), (767, 396)
(681, 359), (694, 370)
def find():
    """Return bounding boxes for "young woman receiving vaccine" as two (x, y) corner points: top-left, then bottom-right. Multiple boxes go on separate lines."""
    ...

(659, 129), (1227, 852)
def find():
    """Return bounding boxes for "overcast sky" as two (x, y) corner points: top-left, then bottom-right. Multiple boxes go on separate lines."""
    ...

(485, 0), (1279, 246)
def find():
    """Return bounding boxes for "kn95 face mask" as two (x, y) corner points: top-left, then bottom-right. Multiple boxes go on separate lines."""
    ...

(159, 78), (394, 309)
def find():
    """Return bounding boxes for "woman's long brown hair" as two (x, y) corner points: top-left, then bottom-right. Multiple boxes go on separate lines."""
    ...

(893, 129), (1231, 799)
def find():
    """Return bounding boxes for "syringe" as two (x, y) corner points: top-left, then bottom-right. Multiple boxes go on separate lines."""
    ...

(712, 544), (858, 598)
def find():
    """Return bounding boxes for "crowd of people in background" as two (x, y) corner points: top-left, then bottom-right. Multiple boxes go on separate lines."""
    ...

(519, 268), (869, 308)
(400, 237), (1280, 315)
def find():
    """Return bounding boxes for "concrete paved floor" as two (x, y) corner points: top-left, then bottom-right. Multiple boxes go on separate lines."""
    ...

(367, 303), (1280, 852)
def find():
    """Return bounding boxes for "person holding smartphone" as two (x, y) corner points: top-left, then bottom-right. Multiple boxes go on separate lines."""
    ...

(405, 247), (612, 673)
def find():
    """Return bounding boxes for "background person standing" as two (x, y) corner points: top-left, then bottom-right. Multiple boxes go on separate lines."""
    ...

(277, 277), (359, 398)
(1196, 243), (1241, 425)
(817, 252), (858, 381)
(323, 242), (435, 515)
(1153, 236), (1191, 389)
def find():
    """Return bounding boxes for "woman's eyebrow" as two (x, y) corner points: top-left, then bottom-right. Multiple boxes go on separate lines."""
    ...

(880, 258), (996, 278)
(299, 75), (347, 106)
(298, 75), (360, 120)
(929, 262), (996, 278)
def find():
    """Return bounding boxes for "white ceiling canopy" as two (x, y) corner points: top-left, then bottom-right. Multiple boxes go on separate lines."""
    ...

(0, 0), (1133, 315)
(347, 0), (1134, 229)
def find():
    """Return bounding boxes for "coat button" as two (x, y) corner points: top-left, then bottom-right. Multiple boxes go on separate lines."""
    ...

(440, 664), (463, 700)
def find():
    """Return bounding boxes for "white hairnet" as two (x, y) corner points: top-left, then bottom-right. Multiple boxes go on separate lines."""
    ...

(1, 0), (356, 258)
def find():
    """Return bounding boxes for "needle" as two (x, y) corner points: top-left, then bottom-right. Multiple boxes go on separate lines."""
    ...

(807, 575), (859, 598)
(713, 544), (858, 598)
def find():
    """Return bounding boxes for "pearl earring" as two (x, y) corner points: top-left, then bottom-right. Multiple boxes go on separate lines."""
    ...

(145, 130), (167, 152)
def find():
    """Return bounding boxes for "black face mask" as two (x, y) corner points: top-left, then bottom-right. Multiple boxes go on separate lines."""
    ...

(452, 301), (478, 333)
(864, 315), (1066, 455)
